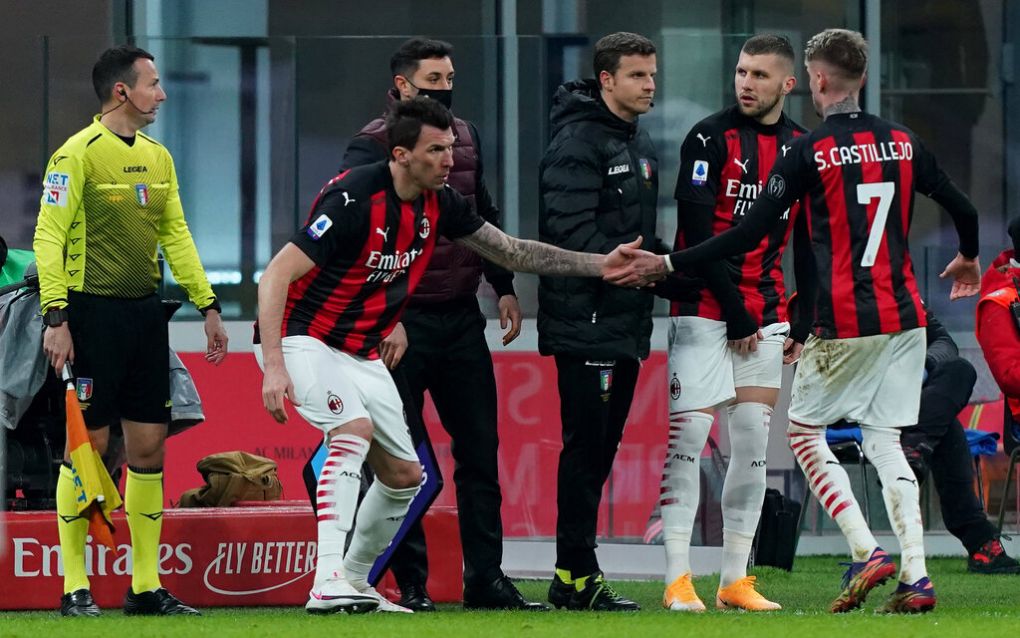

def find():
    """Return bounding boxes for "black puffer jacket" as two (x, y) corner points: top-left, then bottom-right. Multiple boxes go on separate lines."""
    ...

(537, 79), (660, 360)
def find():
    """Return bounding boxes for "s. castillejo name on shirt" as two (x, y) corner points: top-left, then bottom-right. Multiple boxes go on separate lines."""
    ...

(814, 139), (914, 171)
(365, 247), (424, 283)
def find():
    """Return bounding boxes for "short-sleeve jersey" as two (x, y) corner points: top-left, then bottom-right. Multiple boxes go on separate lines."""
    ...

(672, 105), (806, 324)
(757, 112), (944, 338)
(32, 116), (215, 311)
(268, 161), (485, 358)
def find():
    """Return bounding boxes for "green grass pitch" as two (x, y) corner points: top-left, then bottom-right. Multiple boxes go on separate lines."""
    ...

(2, 556), (1017, 637)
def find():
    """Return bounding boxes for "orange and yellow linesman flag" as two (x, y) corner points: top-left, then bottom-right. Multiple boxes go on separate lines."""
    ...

(62, 364), (122, 549)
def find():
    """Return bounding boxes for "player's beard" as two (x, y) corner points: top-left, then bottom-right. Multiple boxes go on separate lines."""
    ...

(739, 91), (782, 120)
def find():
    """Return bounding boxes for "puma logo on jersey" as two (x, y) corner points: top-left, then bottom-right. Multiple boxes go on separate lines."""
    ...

(781, 144), (791, 157)
(607, 164), (630, 176)
(733, 157), (749, 174)
(696, 133), (711, 147)
(342, 191), (357, 206)
(376, 226), (390, 242)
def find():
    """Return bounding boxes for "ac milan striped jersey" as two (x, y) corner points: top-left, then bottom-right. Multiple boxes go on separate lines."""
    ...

(671, 111), (982, 339)
(671, 105), (807, 324)
(258, 161), (484, 358)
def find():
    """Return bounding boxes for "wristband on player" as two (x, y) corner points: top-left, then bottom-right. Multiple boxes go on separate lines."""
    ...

(199, 299), (222, 317)
(663, 254), (675, 274)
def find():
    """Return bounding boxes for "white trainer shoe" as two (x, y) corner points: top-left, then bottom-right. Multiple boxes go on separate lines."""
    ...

(306, 576), (380, 614)
(354, 584), (414, 613)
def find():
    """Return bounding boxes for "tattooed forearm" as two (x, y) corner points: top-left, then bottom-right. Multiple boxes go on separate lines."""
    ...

(456, 222), (604, 277)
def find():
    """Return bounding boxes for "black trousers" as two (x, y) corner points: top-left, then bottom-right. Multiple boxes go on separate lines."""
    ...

(389, 298), (504, 588)
(901, 357), (995, 553)
(553, 354), (640, 576)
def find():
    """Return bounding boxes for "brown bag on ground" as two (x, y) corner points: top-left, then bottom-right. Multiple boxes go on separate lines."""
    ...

(179, 451), (282, 507)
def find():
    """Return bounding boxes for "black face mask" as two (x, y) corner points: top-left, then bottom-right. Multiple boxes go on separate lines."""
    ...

(407, 80), (453, 110)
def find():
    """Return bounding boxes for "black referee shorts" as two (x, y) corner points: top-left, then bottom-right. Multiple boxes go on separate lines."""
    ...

(67, 291), (170, 428)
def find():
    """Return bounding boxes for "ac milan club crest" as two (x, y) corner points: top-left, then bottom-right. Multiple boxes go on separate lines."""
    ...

(418, 217), (431, 239)
(669, 374), (681, 400)
(326, 391), (344, 415)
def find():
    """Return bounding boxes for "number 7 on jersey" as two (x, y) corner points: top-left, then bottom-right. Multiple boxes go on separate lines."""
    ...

(857, 181), (895, 267)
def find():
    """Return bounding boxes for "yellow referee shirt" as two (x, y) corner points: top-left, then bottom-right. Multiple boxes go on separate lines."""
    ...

(33, 115), (215, 312)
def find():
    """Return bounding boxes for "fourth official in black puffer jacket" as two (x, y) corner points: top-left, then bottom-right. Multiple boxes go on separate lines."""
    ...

(538, 73), (665, 608)
(538, 79), (660, 360)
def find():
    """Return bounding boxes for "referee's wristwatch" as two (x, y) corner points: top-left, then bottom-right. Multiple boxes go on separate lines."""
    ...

(43, 307), (69, 327)
(199, 299), (222, 317)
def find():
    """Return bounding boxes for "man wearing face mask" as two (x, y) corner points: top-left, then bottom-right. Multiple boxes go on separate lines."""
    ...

(339, 37), (541, 611)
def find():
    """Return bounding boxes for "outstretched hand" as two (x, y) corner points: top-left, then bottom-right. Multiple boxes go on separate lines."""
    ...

(603, 236), (668, 288)
(939, 252), (981, 300)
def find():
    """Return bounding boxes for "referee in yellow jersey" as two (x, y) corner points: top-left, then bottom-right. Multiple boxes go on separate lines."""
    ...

(33, 45), (228, 617)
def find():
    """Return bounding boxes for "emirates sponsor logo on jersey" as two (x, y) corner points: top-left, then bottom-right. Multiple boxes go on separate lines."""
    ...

(813, 140), (913, 171)
(365, 247), (424, 283)
(725, 178), (790, 219)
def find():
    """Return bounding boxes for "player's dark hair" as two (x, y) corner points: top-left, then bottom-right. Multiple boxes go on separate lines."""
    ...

(386, 96), (455, 152)
(742, 34), (795, 64)
(593, 32), (656, 77)
(390, 37), (454, 79)
(804, 29), (868, 80)
(92, 45), (155, 102)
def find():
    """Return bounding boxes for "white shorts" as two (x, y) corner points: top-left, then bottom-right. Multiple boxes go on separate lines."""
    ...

(254, 335), (417, 462)
(667, 317), (789, 413)
(788, 327), (925, 428)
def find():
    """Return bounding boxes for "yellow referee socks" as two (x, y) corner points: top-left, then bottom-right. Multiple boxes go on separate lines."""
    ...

(56, 463), (90, 594)
(126, 466), (164, 594)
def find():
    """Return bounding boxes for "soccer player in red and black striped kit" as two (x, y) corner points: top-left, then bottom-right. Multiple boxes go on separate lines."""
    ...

(656, 34), (812, 613)
(255, 97), (636, 614)
(608, 29), (981, 614)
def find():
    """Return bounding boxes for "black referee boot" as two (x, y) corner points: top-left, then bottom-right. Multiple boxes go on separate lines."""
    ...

(568, 572), (640, 611)
(548, 572), (575, 609)
(60, 589), (101, 617)
(124, 587), (201, 616)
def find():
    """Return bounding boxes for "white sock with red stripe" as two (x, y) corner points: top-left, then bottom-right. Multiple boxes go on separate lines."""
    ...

(343, 478), (419, 589)
(660, 411), (714, 583)
(861, 425), (927, 583)
(314, 433), (370, 585)
(720, 402), (772, 586)
(788, 422), (877, 562)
